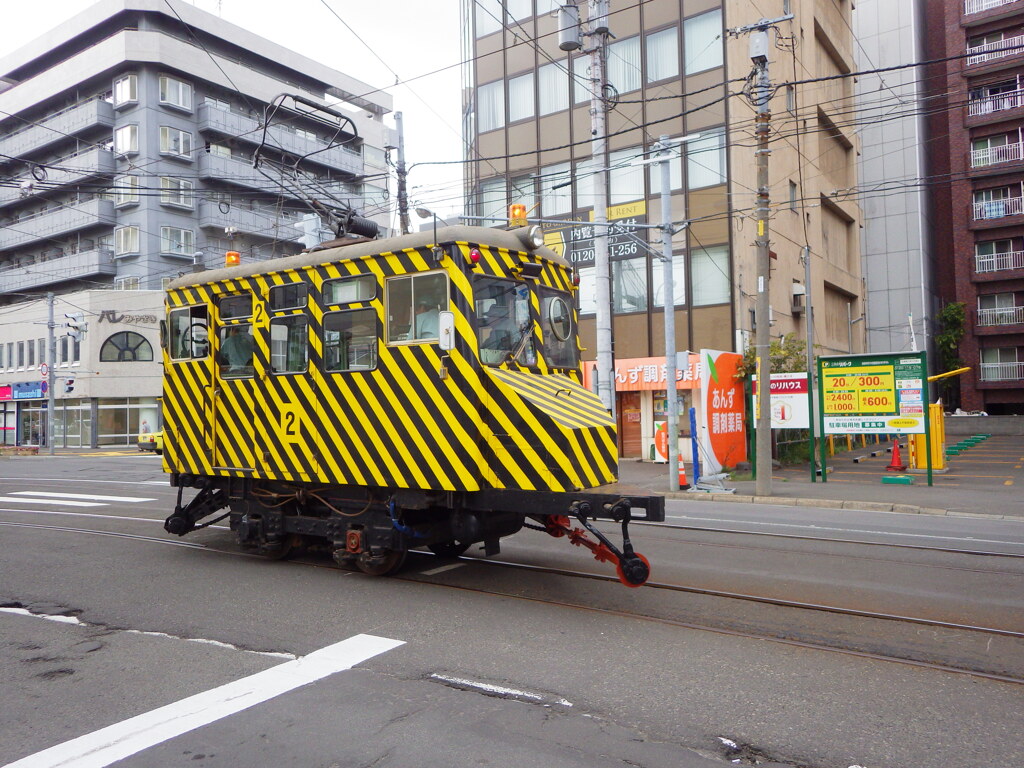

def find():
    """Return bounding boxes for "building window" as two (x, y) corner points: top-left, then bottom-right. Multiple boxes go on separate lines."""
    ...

(100, 332), (154, 362)
(475, 0), (502, 36)
(324, 309), (377, 372)
(37, 339), (45, 367)
(159, 76), (193, 110)
(113, 74), (137, 107)
(691, 245), (730, 306)
(609, 147), (645, 204)
(646, 27), (679, 83)
(114, 125), (138, 155)
(478, 177), (507, 219)
(160, 127), (193, 159)
(477, 80), (505, 133)
(506, 0), (531, 20)
(608, 36), (641, 94)
(572, 55), (590, 105)
(539, 62), (570, 115)
(612, 257), (647, 313)
(510, 175), (536, 215)
(160, 177), (194, 208)
(114, 225), (140, 256)
(115, 276), (141, 290)
(652, 252), (687, 308)
(17, 341), (25, 368)
(684, 10), (724, 74)
(686, 128), (727, 188)
(539, 162), (572, 217)
(161, 226), (195, 256)
(508, 72), (535, 122)
(114, 175), (140, 206)
(27, 338), (35, 368)
(790, 180), (799, 211)
(207, 142), (232, 158)
(786, 85), (796, 112)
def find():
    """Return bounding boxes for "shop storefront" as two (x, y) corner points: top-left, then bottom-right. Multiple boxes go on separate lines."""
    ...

(583, 354), (701, 460)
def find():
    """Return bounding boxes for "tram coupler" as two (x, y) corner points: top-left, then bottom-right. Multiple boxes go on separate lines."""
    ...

(544, 499), (651, 587)
(164, 484), (229, 536)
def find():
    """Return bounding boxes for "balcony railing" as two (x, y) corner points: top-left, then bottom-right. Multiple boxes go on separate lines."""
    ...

(971, 140), (1024, 167)
(0, 247), (116, 294)
(980, 361), (1024, 380)
(968, 88), (1024, 115)
(0, 147), (115, 208)
(966, 0), (1020, 13)
(0, 98), (114, 160)
(0, 198), (115, 251)
(976, 249), (1024, 271)
(973, 195), (1024, 219)
(968, 34), (1024, 64)
(197, 200), (303, 243)
(197, 103), (364, 176)
(978, 305), (1024, 325)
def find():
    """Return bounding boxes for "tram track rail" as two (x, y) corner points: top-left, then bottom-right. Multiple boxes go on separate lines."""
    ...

(3, 514), (1023, 687)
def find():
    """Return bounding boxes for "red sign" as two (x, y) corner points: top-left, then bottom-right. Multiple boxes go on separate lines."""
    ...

(700, 349), (748, 473)
(582, 354), (701, 392)
(0, 385), (11, 402)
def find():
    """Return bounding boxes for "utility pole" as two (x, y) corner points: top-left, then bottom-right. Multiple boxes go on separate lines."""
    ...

(46, 292), (55, 456)
(394, 111), (411, 235)
(731, 15), (791, 498)
(588, 0), (614, 417)
(658, 136), (681, 491)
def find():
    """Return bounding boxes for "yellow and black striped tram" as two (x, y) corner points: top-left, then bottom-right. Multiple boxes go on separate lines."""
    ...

(161, 225), (663, 585)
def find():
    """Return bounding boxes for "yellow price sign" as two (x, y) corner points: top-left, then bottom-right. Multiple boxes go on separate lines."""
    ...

(822, 365), (896, 414)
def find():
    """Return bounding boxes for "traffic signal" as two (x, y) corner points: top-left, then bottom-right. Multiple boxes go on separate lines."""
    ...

(508, 203), (527, 228)
(64, 377), (75, 394)
(65, 312), (87, 341)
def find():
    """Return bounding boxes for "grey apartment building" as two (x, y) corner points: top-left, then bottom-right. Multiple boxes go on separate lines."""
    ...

(0, 0), (395, 446)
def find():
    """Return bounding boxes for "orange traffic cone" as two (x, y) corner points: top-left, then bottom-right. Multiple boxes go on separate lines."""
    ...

(886, 438), (906, 472)
(678, 456), (691, 490)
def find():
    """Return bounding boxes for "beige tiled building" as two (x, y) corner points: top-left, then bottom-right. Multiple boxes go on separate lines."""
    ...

(461, 0), (864, 457)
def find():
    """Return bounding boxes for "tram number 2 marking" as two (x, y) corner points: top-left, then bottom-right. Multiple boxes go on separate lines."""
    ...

(280, 405), (301, 442)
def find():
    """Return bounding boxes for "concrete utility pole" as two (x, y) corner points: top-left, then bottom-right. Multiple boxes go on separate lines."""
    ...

(731, 14), (791, 497)
(394, 111), (411, 235)
(588, 0), (614, 417)
(46, 292), (55, 456)
(658, 136), (681, 491)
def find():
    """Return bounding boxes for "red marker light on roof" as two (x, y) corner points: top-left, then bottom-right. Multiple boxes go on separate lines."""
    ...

(469, 248), (482, 263)
(572, 271), (581, 286)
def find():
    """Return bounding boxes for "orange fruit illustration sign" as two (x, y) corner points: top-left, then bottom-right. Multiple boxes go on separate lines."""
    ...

(703, 351), (747, 469)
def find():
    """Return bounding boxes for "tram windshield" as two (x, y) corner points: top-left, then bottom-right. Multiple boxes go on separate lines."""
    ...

(474, 276), (535, 366)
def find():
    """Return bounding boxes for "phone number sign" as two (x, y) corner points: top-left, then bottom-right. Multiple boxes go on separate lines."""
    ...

(817, 352), (927, 434)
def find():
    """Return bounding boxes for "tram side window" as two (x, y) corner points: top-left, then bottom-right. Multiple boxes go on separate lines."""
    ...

(324, 309), (377, 372)
(219, 294), (251, 320)
(169, 306), (209, 361)
(386, 272), (447, 343)
(539, 287), (577, 368)
(270, 316), (307, 374)
(218, 325), (255, 378)
(324, 275), (375, 305)
(269, 283), (308, 311)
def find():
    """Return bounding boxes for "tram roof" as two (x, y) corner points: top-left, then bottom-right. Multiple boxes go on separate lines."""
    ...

(167, 225), (569, 290)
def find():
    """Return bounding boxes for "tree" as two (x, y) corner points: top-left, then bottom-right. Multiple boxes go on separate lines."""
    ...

(933, 302), (966, 409)
(735, 332), (808, 378)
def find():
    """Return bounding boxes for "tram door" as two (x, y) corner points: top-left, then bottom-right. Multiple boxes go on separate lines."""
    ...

(211, 295), (258, 473)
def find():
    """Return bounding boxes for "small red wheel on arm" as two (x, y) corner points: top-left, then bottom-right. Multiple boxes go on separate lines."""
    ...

(616, 552), (651, 587)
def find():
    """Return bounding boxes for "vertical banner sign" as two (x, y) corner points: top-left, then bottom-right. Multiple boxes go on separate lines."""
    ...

(699, 349), (747, 474)
(751, 372), (810, 429)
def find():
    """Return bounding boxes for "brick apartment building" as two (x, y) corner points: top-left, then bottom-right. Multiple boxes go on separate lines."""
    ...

(926, 0), (1024, 414)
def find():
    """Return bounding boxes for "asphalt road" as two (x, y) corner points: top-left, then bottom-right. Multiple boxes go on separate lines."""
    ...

(2, 454), (1023, 768)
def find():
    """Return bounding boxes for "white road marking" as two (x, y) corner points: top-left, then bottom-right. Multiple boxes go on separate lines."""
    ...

(430, 673), (572, 707)
(10, 491), (156, 503)
(0, 496), (104, 508)
(422, 562), (466, 576)
(0, 508), (230, 530)
(2, 634), (405, 768)
(0, 478), (170, 487)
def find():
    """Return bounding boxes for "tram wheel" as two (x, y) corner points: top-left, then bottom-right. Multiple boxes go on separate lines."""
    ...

(259, 534), (302, 560)
(428, 540), (470, 559)
(355, 549), (407, 576)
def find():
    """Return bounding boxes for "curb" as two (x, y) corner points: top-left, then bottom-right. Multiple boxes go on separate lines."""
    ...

(660, 489), (1011, 520)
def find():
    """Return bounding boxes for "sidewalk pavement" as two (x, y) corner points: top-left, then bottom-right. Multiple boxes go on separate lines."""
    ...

(612, 434), (1024, 520)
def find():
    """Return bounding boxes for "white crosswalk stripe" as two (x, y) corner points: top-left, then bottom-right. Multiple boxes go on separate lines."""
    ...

(0, 496), (105, 508)
(10, 491), (156, 503)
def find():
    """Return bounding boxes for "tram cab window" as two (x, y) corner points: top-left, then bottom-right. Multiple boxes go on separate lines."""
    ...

(539, 286), (577, 368)
(269, 283), (308, 311)
(270, 316), (307, 374)
(324, 309), (377, 372)
(218, 324), (255, 378)
(386, 272), (447, 343)
(324, 275), (375, 305)
(169, 306), (209, 361)
(474, 276), (536, 366)
(218, 294), (251, 320)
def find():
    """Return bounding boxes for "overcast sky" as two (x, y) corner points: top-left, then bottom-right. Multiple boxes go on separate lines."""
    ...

(0, 0), (467, 227)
